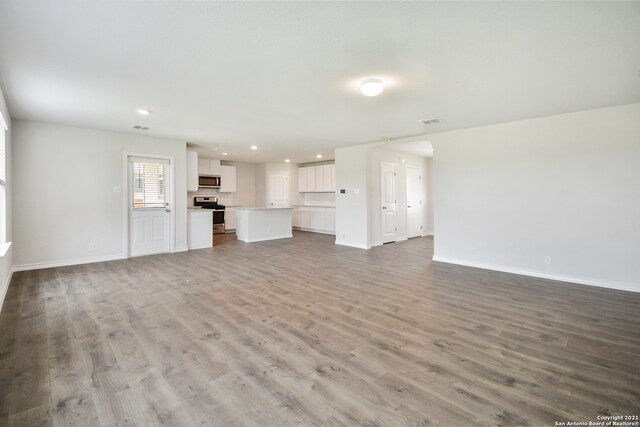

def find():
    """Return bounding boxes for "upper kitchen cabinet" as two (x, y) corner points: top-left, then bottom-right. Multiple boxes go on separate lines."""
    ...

(187, 150), (199, 192)
(219, 165), (237, 192)
(298, 164), (335, 192)
(198, 158), (221, 176)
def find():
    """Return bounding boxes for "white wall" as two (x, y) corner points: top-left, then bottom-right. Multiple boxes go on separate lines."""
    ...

(12, 120), (188, 269)
(335, 144), (371, 249)
(254, 163), (302, 207)
(431, 103), (640, 292)
(0, 84), (13, 310)
(368, 148), (431, 246)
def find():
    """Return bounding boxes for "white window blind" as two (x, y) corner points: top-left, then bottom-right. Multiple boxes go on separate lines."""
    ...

(0, 111), (6, 185)
(131, 159), (168, 209)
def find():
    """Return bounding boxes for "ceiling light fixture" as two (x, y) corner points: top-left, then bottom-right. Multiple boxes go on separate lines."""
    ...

(222, 152), (228, 156)
(136, 109), (150, 115)
(250, 145), (258, 150)
(316, 154), (323, 159)
(285, 159), (290, 163)
(360, 79), (384, 97)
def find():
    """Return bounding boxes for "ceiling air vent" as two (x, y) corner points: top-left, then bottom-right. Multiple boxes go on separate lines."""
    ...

(132, 125), (150, 131)
(419, 118), (440, 125)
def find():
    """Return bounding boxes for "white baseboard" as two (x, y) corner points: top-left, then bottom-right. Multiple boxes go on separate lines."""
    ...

(335, 240), (370, 250)
(293, 227), (336, 236)
(238, 234), (293, 243)
(371, 241), (383, 247)
(0, 268), (14, 313)
(432, 255), (640, 294)
(396, 236), (408, 242)
(174, 246), (189, 253)
(13, 254), (126, 272)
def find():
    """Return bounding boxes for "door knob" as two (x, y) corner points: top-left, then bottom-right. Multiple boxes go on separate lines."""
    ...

(166, 209), (171, 213)
(382, 207), (387, 209)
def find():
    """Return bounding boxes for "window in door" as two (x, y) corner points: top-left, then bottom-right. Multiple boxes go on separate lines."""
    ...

(131, 161), (167, 208)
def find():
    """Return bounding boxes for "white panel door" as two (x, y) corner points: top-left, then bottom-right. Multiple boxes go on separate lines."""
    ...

(406, 166), (423, 238)
(129, 156), (172, 257)
(269, 172), (290, 207)
(381, 162), (397, 243)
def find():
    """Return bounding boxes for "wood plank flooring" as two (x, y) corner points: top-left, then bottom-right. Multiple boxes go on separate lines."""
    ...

(0, 231), (639, 426)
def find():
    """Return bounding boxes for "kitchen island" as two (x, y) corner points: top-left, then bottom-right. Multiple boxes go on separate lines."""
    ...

(236, 207), (293, 243)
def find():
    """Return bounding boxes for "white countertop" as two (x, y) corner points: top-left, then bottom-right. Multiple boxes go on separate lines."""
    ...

(188, 208), (212, 213)
(236, 207), (293, 211)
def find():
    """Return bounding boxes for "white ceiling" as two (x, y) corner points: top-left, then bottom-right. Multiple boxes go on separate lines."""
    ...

(1, 1), (639, 163)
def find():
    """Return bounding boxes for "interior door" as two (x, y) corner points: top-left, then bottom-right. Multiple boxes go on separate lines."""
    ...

(406, 166), (423, 238)
(129, 156), (171, 257)
(381, 162), (397, 243)
(269, 172), (289, 207)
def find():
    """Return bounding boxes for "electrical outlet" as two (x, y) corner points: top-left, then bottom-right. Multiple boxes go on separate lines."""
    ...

(544, 256), (552, 265)
(88, 243), (95, 251)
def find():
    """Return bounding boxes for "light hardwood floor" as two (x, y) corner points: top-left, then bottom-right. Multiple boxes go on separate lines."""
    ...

(0, 231), (639, 426)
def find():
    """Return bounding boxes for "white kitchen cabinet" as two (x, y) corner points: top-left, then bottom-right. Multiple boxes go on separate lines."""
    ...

(297, 165), (335, 193)
(299, 207), (310, 228)
(187, 150), (199, 192)
(330, 164), (335, 192)
(292, 208), (301, 227)
(309, 207), (325, 230)
(219, 165), (237, 192)
(323, 164), (332, 192)
(298, 168), (307, 192)
(315, 167), (325, 192)
(198, 159), (221, 176)
(225, 207), (237, 231)
(188, 210), (213, 249)
(306, 167), (316, 192)
(293, 206), (334, 234)
(326, 208), (335, 232)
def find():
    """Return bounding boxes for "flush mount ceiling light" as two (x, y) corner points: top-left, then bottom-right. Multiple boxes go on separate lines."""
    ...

(316, 154), (323, 159)
(136, 109), (150, 115)
(250, 145), (258, 150)
(222, 152), (228, 156)
(360, 79), (384, 97)
(285, 159), (290, 163)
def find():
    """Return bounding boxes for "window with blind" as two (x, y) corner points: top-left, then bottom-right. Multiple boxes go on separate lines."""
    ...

(0, 111), (7, 245)
(131, 160), (167, 209)
(0, 111), (6, 186)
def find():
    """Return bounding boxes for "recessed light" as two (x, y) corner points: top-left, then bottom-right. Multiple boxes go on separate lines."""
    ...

(222, 152), (228, 156)
(360, 79), (384, 97)
(250, 145), (258, 150)
(136, 109), (150, 115)
(316, 154), (323, 159)
(285, 159), (290, 163)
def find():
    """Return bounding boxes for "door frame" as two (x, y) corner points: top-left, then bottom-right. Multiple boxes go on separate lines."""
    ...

(405, 165), (423, 239)
(380, 162), (397, 244)
(123, 152), (176, 258)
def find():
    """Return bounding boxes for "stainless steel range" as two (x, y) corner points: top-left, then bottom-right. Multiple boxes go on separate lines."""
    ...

(194, 197), (226, 234)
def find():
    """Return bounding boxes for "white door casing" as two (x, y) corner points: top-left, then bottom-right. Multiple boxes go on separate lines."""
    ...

(406, 166), (423, 238)
(269, 172), (289, 207)
(128, 156), (172, 257)
(381, 162), (397, 243)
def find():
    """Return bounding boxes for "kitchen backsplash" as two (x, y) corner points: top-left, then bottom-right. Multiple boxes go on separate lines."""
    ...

(187, 188), (243, 207)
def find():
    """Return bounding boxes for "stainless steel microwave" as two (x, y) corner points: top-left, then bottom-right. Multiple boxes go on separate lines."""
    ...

(198, 175), (221, 188)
